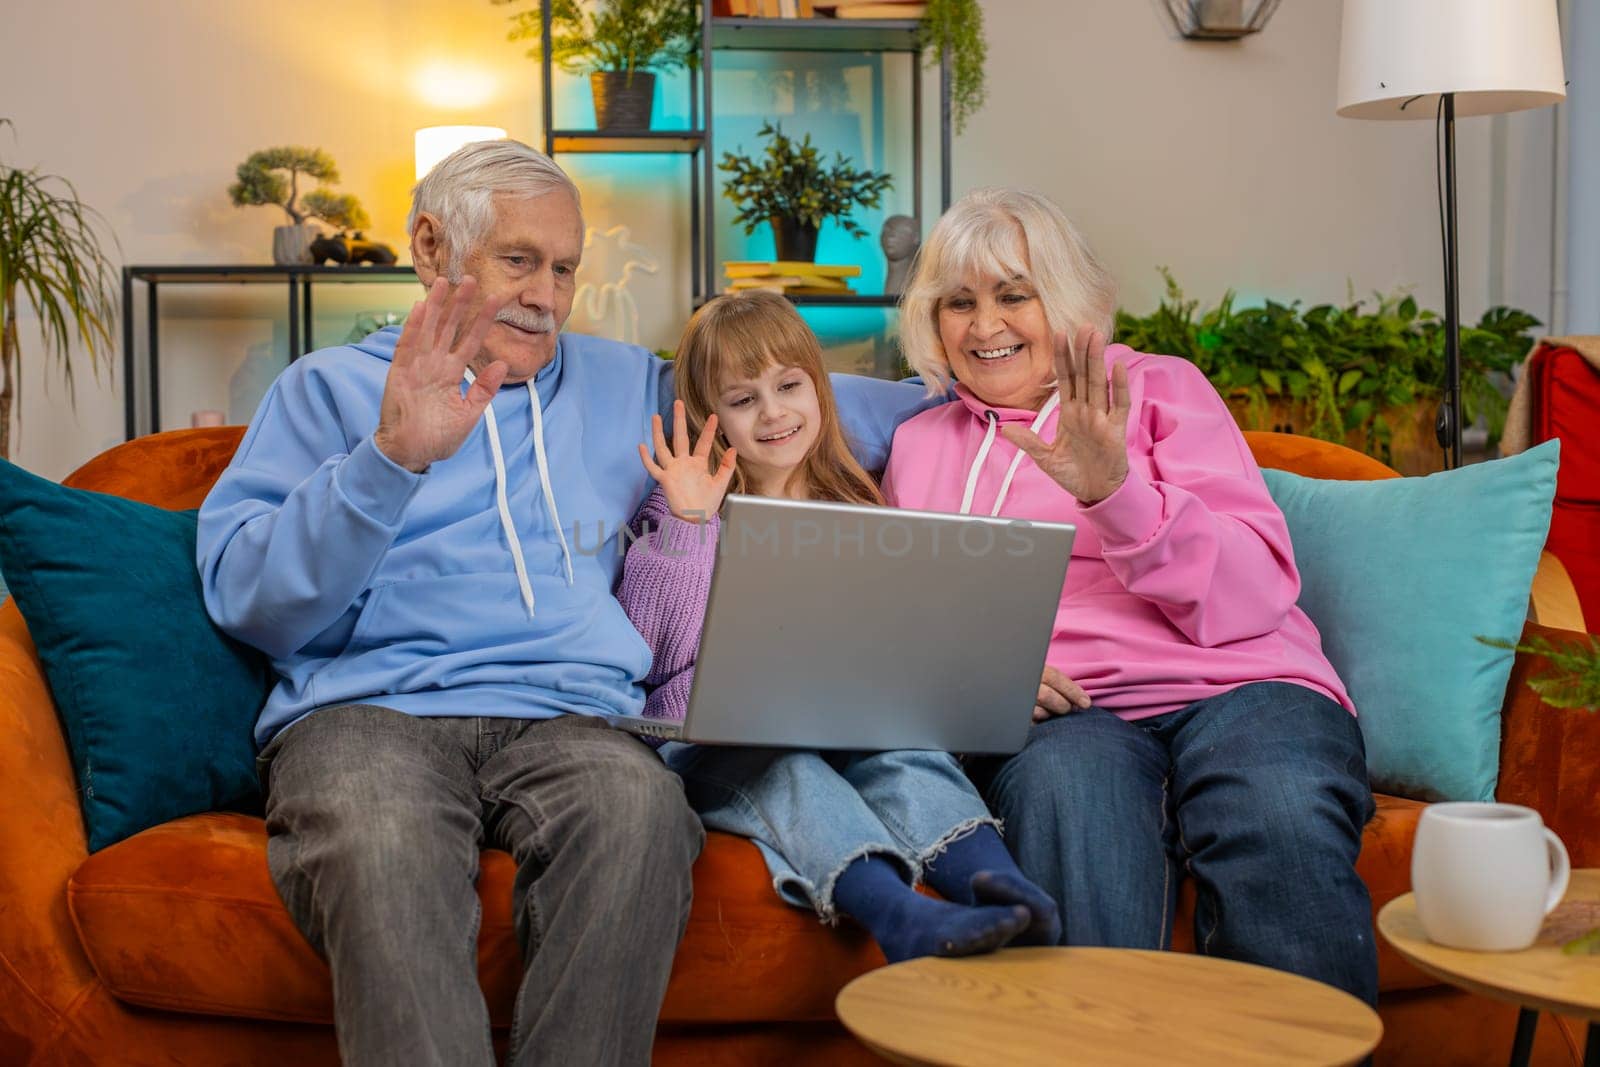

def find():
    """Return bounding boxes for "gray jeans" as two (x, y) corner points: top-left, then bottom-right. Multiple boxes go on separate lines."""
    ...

(257, 704), (704, 1067)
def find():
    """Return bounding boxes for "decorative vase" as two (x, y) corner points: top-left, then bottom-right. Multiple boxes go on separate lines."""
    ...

(271, 224), (317, 266)
(770, 216), (819, 263)
(591, 71), (656, 131)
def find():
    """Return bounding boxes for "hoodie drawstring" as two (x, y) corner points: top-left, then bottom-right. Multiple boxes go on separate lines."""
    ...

(465, 369), (575, 619)
(959, 392), (1061, 518)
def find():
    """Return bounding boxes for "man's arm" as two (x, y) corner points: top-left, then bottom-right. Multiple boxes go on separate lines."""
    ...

(199, 279), (506, 661)
(197, 369), (423, 661)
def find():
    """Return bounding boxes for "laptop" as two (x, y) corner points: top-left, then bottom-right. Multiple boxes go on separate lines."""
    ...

(609, 495), (1074, 755)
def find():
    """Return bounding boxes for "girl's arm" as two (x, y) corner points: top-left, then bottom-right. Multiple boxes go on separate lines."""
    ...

(618, 489), (720, 719)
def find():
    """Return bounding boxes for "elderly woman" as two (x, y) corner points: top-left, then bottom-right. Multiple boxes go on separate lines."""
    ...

(881, 187), (1376, 1003)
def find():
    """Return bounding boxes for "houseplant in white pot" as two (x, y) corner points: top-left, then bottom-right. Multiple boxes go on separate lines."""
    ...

(497, 0), (699, 132)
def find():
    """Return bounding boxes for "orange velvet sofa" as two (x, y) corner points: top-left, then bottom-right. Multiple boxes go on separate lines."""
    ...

(2, 427), (1597, 1067)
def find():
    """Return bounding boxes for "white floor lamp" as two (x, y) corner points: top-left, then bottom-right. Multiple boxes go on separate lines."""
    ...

(1337, 0), (1565, 469)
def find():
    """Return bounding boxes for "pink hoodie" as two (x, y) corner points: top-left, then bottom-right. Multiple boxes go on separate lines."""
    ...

(881, 344), (1352, 721)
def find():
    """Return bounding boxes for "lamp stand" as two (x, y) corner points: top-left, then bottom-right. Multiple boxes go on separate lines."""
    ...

(1438, 92), (1463, 469)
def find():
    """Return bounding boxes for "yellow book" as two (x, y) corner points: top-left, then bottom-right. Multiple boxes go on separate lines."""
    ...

(787, 286), (857, 296)
(789, 274), (852, 290)
(723, 261), (862, 279)
(727, 276), (808, 289)
(835, 2), (925, 16)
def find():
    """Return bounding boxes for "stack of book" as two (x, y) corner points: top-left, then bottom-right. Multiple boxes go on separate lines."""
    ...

(716, 0), (816, 15)
(815, 0), (927, 17)
(723, 261), (862, 296)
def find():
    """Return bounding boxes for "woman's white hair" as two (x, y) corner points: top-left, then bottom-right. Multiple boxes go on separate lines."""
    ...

(899, 187), (1117, 396)
(407, 139), (582, 282)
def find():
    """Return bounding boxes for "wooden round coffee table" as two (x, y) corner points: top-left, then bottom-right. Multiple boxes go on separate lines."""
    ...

(1378, 868), (1600, 1067)
(834, 946), (1382, 1066)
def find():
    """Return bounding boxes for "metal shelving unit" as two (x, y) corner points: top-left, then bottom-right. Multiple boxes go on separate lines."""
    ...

(536, 3), (952, 310)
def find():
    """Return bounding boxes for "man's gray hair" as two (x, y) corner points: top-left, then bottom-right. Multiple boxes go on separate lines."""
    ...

(407, 139), (582, 282)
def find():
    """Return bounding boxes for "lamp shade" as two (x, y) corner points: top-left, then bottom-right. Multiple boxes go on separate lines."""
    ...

(415, 126), (508, 179)
(1337, 0), (1565, 120)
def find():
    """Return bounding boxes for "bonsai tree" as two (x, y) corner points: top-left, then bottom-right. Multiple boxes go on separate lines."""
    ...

(228, 147), (370, 231)
(718, 122), (893, 261)
(495, 0), (698, 85)
(919, 0), (988, 134)
(0, 120), (119, 461)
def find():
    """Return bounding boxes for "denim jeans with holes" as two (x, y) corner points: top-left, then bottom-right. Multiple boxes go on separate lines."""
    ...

(969, 681), (1378, 1005)
(659, 744), (999, 921)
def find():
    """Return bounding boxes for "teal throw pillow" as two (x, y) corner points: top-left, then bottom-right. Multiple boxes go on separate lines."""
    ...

(0, 460), (271, 851)
(1261, 439), (1559, 802)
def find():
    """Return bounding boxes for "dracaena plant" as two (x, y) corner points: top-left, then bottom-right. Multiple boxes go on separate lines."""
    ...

(0, 119), (120, 460)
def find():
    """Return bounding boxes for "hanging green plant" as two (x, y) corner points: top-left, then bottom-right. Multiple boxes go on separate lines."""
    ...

(918, 0), (988, 135)
(0, 119), (119, 461)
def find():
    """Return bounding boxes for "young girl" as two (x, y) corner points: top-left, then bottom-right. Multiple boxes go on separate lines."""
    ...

(618, 290), (1060, 961)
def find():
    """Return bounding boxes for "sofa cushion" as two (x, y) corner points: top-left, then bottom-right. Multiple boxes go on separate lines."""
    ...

(1261, 440), (1560, 802)
(66, 817), (885, 1026)
(0, 460), (272, 852)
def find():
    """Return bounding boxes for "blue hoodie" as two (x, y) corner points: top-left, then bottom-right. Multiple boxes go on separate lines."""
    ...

(198, 327), (937, 746)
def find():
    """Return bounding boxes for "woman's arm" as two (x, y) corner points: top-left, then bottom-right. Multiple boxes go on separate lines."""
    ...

(1002, 328), (1301, 648)
(1078, 356), (1302, 647)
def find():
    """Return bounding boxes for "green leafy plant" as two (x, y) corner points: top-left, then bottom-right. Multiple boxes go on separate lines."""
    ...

(718, 121), (893, 240)
(494, 0), (699, 83)
(1477, 634), (1600, 712)
(228, 147), (370, 231)
(1114, 269), (1538, 467)
(0, 119), (119, 461)
(918, 0), (987, 135)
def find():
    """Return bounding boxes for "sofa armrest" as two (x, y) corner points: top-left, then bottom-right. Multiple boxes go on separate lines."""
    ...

(1530, 551), (1586, 631)
(0, 602), (100, 1025)
(1496, 620), (1600, 867)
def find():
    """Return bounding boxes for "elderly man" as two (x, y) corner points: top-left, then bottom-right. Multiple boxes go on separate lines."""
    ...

(197, 140), (930, 1066)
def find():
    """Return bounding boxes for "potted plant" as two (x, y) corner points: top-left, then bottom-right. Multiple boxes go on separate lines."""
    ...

(0, 120), (119, 462)
(495, 0), (699, 131)
(227, 147), (370, 266)
(918, 0), (987, 134)
(718, 122), (893, 262)
(1114, 270), (1538, 474)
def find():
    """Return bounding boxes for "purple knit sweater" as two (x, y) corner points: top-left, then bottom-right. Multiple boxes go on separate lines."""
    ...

(618, 488), (721, 723)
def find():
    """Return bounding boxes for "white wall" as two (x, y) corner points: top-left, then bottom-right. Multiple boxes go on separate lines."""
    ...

(0, 0), (1562, 479)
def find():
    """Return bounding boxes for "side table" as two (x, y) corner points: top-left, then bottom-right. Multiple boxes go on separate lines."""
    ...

(834, 946), (1381, 1066)
(121, 264), (418, 440)
(1377, 868), (1600, 1067)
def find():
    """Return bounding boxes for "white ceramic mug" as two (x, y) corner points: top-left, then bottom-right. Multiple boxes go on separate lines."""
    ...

(1411, 802), (1570, 951)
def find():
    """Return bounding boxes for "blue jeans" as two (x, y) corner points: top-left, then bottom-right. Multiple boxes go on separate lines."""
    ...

(972, 681), (1377, 1004)
(660, 744), (998, 921)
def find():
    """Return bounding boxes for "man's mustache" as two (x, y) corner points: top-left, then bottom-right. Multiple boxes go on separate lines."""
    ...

(495, 307), (557, 333)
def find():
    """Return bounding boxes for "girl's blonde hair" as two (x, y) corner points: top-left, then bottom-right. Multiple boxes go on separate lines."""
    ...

(673, 290), (883, 506)
(899, 187), (1117, 396)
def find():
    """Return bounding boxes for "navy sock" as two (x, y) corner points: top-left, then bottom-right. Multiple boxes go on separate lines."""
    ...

(923, 825), (1062, 947)
(831, 853), (1030, 963)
